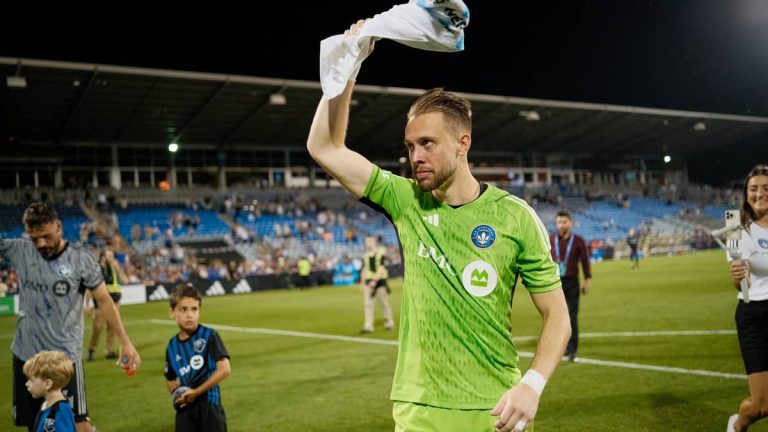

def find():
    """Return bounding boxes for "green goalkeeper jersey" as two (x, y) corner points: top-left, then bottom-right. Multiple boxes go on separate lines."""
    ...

(362, 165), (561, 409)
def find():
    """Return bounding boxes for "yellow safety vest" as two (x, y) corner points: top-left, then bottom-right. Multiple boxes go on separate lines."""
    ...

(104, 265), (121, 294)
(297, 259), (311, 276)
(362, 249), (388, 280)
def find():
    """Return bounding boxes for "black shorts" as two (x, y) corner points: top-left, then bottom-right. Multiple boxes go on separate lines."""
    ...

(735, 299), (768, 375)
(93, 292), (122, 309)
(13, 354), (89, 426)
(176, 401), (227, 432)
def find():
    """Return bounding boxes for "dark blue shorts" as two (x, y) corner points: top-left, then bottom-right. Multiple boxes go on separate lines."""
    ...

(176, 400), (227, 432)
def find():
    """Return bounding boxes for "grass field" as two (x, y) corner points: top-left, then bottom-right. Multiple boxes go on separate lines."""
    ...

(1, 250), (766, 431)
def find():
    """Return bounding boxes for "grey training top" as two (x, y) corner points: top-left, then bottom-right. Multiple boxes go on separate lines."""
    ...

(0, 238), (103, 361)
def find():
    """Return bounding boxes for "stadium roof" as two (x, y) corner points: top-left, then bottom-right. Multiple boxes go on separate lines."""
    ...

(2, 57), (768, 167)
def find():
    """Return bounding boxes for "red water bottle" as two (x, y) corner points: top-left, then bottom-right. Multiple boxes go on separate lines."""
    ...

(120, 355), (136, 376)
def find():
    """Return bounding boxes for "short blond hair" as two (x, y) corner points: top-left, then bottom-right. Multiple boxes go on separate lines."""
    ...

(23, 351), (74, 390)
(407, 88), (472, 136)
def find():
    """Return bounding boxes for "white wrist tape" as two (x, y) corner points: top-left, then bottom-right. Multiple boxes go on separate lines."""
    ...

(519, 369), (546, 396)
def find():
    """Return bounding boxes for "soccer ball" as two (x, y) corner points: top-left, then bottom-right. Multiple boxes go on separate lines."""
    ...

(172, 386), (192, 410)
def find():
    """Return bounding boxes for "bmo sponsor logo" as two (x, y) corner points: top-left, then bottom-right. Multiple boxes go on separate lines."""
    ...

(461, 260), (498, 297)
(416, 241), (456, 275)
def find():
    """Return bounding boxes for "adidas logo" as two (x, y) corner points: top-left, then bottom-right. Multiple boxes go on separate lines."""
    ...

(422, 214), (439, 227)
(232, 280), (252, 294)
(206, 281), (226, 296)
(149, 285), (170, 301)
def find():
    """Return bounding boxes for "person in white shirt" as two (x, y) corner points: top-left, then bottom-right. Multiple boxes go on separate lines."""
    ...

(727, 164), (768, 432)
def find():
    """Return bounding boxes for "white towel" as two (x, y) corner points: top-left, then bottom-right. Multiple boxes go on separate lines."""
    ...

(319, 0), (470, 99)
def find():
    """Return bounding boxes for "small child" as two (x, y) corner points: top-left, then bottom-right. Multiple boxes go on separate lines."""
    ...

(164, 283), (231, 432)
(23, 350), (76, 432)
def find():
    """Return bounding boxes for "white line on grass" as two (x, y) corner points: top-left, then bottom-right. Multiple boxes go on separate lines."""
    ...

(146, 319), (399, 346)
(567, 356), (746, 380)
(144, 320), (745, 380)
(513, 329), (736, 342)
(582, 329), (737, 337)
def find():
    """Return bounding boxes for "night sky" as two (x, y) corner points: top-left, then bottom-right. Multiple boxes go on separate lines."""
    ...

(2, 0), (767, 183)
(5, 1), (767, 115)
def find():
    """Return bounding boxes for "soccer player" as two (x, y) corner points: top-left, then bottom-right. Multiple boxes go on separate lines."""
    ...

(164, 284), (231, 432)
(4, 202), (141, 432)
(307, 21), (571, 432)
(24, 350), (76, 432)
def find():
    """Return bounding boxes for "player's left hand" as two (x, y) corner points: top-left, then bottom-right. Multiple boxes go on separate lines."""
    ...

(490, 384), (539, 432)
(117, 342), (142, 373)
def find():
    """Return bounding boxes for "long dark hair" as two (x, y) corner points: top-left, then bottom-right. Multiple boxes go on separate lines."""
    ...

(741, 164), (768, 229)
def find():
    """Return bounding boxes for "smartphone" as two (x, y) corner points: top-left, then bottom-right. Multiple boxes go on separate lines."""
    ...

(725, 210), (740, 240)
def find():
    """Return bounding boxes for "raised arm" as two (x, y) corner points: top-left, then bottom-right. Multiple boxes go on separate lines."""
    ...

(307, 21), (374, 199)
(307, 81), (374, 199)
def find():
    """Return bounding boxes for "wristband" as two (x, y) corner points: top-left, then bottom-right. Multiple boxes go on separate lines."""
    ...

(519, 369), (546, 396)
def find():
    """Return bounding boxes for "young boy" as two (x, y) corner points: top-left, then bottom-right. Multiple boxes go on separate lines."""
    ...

(164, 283), (231, 432)
(23, 350), (76, 432)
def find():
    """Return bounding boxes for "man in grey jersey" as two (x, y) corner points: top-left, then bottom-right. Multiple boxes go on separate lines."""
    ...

(3, 202), (141, 432)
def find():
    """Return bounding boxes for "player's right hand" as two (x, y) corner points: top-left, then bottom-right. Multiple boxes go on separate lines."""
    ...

(343, 19), (376, 55)
(344, 19), (366, 37)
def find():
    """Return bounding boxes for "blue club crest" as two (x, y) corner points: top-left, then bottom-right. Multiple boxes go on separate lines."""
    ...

(471, 225), (496, 249)
(194, 338), (206, 353)
(759, 239), (768, 249)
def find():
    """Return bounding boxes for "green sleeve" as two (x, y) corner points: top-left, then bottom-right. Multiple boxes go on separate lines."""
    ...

(362, 165), (418, 222)
(516, 207), (561, 293)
